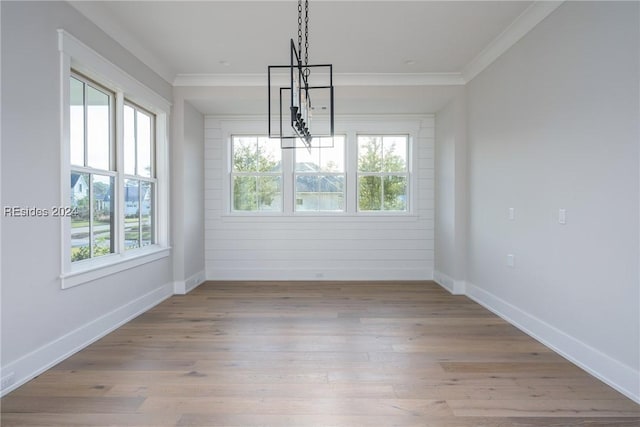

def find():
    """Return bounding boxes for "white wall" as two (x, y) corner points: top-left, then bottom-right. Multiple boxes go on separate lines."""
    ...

(465, 1), (639, 401)
(171, 90), (206, 294)
(1, 1), (174, 395)
(434, 89), (467, 294)
(183, 102), (206, 282)
(204, 116), (435, 281)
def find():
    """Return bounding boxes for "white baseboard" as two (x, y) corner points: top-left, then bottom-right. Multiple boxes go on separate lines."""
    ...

(433, 270), (466, 295)
(174, 270), (206, 295)
(0, 282), (174, 397)
(465, 281), (640, 404)
(206, 268), (432, 282)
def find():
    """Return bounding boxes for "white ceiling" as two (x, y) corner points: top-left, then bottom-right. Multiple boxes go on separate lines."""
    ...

(70, 1), (559, 114)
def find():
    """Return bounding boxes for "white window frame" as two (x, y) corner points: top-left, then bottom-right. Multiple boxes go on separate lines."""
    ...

(230, 135), (284, 213)
(69, 72), (118, 259)
(58, 29), (171, 289)
(123, 101), (157, 250)
(293, 135), (347, 213)
(356, 134), (411, 213)
(221, 117), (419, 217)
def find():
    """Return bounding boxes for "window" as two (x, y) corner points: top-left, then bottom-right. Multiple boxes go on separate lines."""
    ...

(294, 136), (346, 212)
(70, 74), (159, 261)
(59, 29), (170, 289)
(231, 136), (282, 212)
(69, 74), (115, 261)
(227, 131), (413, 215)
(357, 135), (409, 212)
(124, 103), (156, 249)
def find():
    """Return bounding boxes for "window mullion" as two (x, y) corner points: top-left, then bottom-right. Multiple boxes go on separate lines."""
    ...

(138, 179), (143, 248)
(115, 92), (126, 254)
(281, 145), (294, 213)
(346, 130), (357, 214)
(88, 174), (94, 257)
(83, 83), (89, 167)
(380, 173), (385, 211)
(133, 107), (138, 176)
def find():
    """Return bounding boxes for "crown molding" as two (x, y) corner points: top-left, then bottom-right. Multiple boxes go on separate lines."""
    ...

(70, 0), (563, 89)
(335, 73), (465, 87)
(173, 72), (465, 87)
(462, 1), (564, 83)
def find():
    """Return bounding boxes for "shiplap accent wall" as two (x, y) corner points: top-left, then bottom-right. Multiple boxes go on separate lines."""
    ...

(204, 116), (435, 281)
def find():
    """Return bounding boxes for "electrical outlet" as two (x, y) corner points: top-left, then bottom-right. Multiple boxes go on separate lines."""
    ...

(508, 207), (515, 221)
(1, 372), (16, 390)
(558, 208), (566, 225)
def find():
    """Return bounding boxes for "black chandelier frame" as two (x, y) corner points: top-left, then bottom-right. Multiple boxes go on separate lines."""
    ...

(267, 0), (335, 149)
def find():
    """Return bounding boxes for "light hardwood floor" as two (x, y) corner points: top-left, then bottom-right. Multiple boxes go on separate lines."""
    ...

(2, 281), (639, 426)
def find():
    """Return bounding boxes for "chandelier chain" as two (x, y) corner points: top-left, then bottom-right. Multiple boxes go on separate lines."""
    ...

(304, 0), (309, 66)
(297, 0), (302, 60)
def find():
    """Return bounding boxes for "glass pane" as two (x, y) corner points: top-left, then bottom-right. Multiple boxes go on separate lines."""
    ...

(358, 175), (382, 211)
(383, 136), (408, 172)
(140, 181), (154, 246)
(295, 175), (345, 212)
(357, 136), (383, 172)
(257, 176), (282, 211)
(257, 137), (281, 172)
(70, 172), (90, 261)
(69, 77), (85, 166)
(295, 145), (320, 173)
(320, 136), (345, 172)
(295, 136), (345, 173)
(232, 137), (258, 172)
(319, 175), (345, 211)
(295, 175), (318, 211)
(233, 176), (257, 211)
(92, 175), (114, 257)
(86, 85), (110, 170)
(124, 179), (140, 249)
(383, 175), (407, 211)
(137, 110), (152, 177)
(123, 105), (136, 175)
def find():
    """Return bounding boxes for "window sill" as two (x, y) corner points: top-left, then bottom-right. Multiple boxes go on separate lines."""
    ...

(221, 213), (419, 222)
(60, 246), (171, 289)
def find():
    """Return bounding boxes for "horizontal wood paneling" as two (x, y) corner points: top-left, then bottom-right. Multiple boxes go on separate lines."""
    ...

(204, 117), (435, 280)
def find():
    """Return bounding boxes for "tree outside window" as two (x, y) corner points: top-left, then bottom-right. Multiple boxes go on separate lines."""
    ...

(69, 74), (115, 261)
(357, 135), (408, 212)
(231, 136), (282, 212)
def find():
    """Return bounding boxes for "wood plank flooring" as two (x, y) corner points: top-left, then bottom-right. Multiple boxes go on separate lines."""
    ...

(2, 281), (639, 426)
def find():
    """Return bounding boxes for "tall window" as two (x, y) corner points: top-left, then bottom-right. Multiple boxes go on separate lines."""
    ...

(124, 103), (155, 249)
(69, 74), (157, 262)
(69, 74), (115, 261)
(231, 136), (282, 212)
(294, 136), (346, 212)
(357, 135), (409, 212)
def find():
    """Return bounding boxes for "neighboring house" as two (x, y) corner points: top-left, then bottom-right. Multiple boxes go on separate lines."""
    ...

(294, 162), (343, 210)
(124, 183), (151, 217)
(70, 172), (88, 205)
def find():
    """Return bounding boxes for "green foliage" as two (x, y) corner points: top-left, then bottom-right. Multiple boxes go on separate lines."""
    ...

(358, 137), (407, 211)
(71, 244), (110, 262)
(232, 140), (281, 211)
(358, 176), (382, 211)
(71, 235), (112, 262)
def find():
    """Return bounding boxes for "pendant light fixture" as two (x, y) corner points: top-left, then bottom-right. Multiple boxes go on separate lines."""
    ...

(268, 0), (334, 149)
